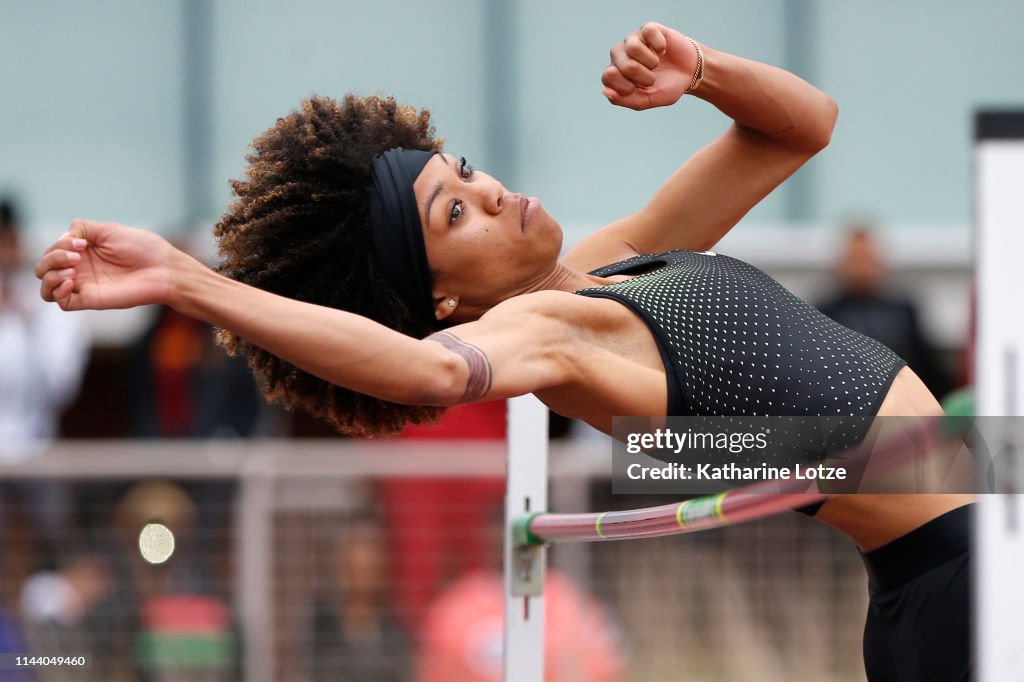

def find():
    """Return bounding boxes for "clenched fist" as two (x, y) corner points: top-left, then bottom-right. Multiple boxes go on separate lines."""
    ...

(602, 22), (702, 111)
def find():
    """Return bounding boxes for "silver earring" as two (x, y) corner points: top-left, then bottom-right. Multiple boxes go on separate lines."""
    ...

(447, 298), (457, 308)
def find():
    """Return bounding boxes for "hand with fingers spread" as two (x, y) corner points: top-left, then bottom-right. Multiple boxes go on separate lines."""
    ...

(601, 22), (702, 111)
(36, 220), (183, 311)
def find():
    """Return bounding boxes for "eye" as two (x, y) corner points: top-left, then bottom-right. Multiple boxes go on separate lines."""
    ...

(459, 156), (474, 180)
(449, 200), (464, 224)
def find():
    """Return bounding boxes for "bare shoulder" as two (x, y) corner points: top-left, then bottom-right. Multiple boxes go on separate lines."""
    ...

(485, 288), (587, 321)
(424, 290), (595, 404)
(439, 290), (592, 366)
(477, 290), (602, 363)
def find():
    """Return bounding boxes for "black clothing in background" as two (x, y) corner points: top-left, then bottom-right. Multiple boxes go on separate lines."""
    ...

(307, 595), (411, 682)
(817, 293), (952, 399)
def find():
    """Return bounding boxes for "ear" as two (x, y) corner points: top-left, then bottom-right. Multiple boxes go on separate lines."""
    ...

(433, 292), (460, 322)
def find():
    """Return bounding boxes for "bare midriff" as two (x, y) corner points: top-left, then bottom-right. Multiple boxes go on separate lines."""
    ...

(813, 366), (974, 551)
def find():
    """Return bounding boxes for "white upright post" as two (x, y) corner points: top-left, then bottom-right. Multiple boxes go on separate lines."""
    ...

(504, 395), (549, 682)
(974, 111), (1024, 682)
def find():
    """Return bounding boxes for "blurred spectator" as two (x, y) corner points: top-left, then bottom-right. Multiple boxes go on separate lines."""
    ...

(19, 549), (112, 682)
(125, 234), (264, 607)
(130, 303), (265, 438)
(376, 401), (507, 630)
(0, 607), (32, 682)
(817, 223), (952, 398)
(129, 235), (266, 440)
(111, 480), (206, 596)
(416, 510), (625, 682)
(137, 594), (235, 682)
(0, 491), (42, 615)
(306, 515), (411, 682)
(0, 197), (88, 558)
(107, 480), (238, 682)
(0, 198), (88, 457)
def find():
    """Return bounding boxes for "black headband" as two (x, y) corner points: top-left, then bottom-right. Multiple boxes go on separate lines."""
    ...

(369, 148), (439, 328)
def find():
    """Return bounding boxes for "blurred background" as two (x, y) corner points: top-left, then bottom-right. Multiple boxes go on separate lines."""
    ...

(1, 1), (1021, 680)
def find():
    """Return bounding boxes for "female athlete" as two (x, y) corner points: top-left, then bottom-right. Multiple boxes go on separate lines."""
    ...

(37, 22), (971, 680)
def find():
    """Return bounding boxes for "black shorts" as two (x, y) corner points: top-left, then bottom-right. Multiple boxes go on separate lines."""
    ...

(860, 504), (972, 682)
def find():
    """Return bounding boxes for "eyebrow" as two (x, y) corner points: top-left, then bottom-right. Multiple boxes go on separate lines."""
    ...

(424, 155), (452, 229)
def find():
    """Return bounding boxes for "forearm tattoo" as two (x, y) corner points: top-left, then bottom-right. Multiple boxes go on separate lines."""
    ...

(426, 331), (493, 403)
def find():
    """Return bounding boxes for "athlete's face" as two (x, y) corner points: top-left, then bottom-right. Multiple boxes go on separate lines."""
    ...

(413, 153), (562, 322)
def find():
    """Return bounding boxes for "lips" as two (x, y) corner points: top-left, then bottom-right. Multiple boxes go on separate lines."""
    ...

(520, 197), (528, 231)
(520, 196), (540, 232)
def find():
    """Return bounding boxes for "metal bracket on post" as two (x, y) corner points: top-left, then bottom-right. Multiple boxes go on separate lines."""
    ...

(510, 542), (545, 597)
(510, 514), (546, 597)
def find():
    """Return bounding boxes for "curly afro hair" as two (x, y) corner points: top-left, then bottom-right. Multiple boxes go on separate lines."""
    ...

(213, 94), (446, 437)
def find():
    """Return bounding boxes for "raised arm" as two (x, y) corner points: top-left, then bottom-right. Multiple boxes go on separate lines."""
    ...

(565, 22), (838, 269)
(37, 220), (573, 407)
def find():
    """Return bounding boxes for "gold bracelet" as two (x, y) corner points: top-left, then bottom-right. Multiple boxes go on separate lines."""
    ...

(685, 37), (704, 93)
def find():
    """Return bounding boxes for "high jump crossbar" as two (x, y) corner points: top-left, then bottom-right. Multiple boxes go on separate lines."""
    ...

(503, 400), (972, 680)
(514, 415), (969, 548)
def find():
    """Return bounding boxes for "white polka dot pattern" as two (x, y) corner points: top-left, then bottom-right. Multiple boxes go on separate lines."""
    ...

(579, 250), (906, 419)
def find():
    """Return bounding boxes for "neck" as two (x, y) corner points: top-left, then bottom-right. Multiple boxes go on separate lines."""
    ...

(460, 262), (618, 319)
(451, 263), (619, 323)
(532, 261), (620, 293)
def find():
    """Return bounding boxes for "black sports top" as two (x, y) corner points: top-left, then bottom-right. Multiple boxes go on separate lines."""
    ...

(576, 250), (906, 419)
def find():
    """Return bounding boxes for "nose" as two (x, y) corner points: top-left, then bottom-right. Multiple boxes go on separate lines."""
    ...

(480, 176), (509, 215)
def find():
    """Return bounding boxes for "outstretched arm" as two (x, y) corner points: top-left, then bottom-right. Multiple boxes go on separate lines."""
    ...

(37, 220), (574, 407)
(565, 22), (838, 269)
